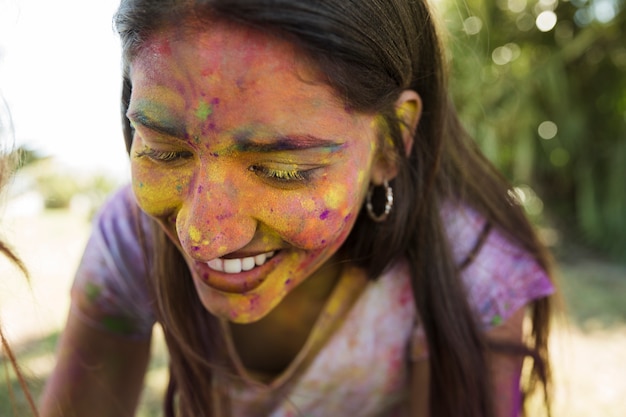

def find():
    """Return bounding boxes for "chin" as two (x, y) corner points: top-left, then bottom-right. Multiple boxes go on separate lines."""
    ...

(192, 275), (286, 324)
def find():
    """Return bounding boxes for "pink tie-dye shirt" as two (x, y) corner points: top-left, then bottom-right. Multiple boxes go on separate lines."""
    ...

(70, 186), (554, 416)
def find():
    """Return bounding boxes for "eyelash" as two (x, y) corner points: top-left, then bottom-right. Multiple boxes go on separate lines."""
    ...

(135, 147), (193, 162)
(249, 165), (313, 183)
(136, 147), (314, 184)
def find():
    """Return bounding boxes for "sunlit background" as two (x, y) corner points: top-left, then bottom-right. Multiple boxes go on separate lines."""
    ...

(1, 0), (625, 415)
(0, 0), (127, 178)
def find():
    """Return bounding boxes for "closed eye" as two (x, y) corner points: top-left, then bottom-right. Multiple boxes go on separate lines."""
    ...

(135, 147), (193, 163)
(249, 165), (314, 183)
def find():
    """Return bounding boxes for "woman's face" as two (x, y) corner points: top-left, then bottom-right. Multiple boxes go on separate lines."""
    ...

(128, 21), (388, 323)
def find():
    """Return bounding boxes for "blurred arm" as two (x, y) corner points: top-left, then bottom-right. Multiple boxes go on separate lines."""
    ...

(39, 311), (151, 417)
(486, 307), (526, 417)
(408, 307), (526, 417)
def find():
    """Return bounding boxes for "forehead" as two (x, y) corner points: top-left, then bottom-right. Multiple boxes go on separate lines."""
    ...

(127, 20), (367, 138)
(148, 20), (294, 63)
(130, 20), (331, 101)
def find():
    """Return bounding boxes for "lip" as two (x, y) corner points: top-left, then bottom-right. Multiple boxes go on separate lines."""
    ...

(190, 251), (282, 293)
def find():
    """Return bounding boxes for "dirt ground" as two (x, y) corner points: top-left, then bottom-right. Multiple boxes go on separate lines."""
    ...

(1, 209), (625, 416)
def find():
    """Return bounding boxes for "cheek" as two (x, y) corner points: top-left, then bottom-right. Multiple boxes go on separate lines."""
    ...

(130, 160), (189, 218)
(260, 174), (366, 250)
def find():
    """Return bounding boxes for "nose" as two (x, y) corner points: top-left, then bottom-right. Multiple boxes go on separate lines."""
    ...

(176, 175), (257, 260)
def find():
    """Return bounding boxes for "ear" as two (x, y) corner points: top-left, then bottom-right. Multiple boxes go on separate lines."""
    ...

(370, 90), (422, 185)
(395, 89), (421, 157)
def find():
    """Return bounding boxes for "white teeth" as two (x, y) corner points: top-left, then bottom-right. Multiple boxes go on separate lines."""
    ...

(241, 257), (255, 271)
(207, 258), (224, 272)
(254, 253), (267, 266)
(254, 251), (275, 267)
(223, 258), (242, 274)
(207, 251), (276, 274)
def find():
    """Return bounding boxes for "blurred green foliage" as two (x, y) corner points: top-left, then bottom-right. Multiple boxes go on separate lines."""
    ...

(14, 145), (119, 216)
(442, 0), (626, 261)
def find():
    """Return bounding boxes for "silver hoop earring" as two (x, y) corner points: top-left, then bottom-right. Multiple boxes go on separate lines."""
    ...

(366, 180), (393, 222)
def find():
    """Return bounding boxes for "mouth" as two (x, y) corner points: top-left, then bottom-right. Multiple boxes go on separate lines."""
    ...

(192, 250), (281, 294)
(206, 251), (276, 274)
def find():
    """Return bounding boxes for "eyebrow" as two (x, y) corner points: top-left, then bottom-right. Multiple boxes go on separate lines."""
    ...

(127, 109), (344, 152)
(235, 135), (344, 153)
(127, 109), (188, 140)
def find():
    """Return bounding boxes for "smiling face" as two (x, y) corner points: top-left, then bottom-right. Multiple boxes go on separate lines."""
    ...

(127, 20), (390, 323)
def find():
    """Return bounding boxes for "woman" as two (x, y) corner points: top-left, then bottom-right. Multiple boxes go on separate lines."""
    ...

(41, 1), (555, 416)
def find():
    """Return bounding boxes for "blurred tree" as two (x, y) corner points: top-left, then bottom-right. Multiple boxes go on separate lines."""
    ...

(442, 0), (626, 261)
(11, 145), (118, 214)
(15, 146), (49, 168)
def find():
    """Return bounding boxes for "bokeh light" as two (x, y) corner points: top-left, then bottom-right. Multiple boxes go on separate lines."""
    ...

(536, 10), (558, 32)
(538, 120), (558, 139)
(463, 16), (483, 35)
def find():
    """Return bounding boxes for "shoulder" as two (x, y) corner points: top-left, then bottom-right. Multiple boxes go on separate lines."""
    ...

(71, 184), (156, 338)
(440, 201), (490, 265)
(94, 185), (150, 242)
(441, 202), (554, 329)
(80, 185), (154, 275)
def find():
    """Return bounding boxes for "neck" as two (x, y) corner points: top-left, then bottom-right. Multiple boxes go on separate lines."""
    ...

(227, 257), (345, 377)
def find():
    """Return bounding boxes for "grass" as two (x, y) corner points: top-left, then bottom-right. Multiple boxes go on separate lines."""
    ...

(1, 208), (625, 416)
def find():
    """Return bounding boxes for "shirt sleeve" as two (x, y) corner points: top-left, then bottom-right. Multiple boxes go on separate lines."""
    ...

(442, 202), (555, 329)
(70, 185), (156, 338)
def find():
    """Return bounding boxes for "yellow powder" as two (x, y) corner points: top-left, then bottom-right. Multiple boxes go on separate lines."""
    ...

(357, 170), (366, 186)
(323, 184), (346, 210)
(300, 198), (316, 212)
(189, 225), (202, 242)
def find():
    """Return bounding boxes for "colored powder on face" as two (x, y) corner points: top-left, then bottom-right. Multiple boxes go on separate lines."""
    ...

(248, 295), (260, 309)
(131, 161), (189, 217)
(232, 129), (253, 145)
(357, 170), (366, 186)
(323, 185), (346, 210)
(319, 210), (330, 220)
(153, 38), (172, 56)
(189, 225), (202, 242)
(300, 199), (315, 212)
(195, 100), (213, 120)
(200, 165), (227, 184)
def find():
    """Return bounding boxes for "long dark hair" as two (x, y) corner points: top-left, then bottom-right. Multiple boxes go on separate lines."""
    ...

(115, 1), (554, 416)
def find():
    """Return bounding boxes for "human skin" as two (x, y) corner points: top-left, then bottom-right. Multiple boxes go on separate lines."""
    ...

(127, 20), (391, 323)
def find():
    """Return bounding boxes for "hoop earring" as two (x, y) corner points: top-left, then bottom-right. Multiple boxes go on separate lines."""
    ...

(366, 180), (394, 222)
